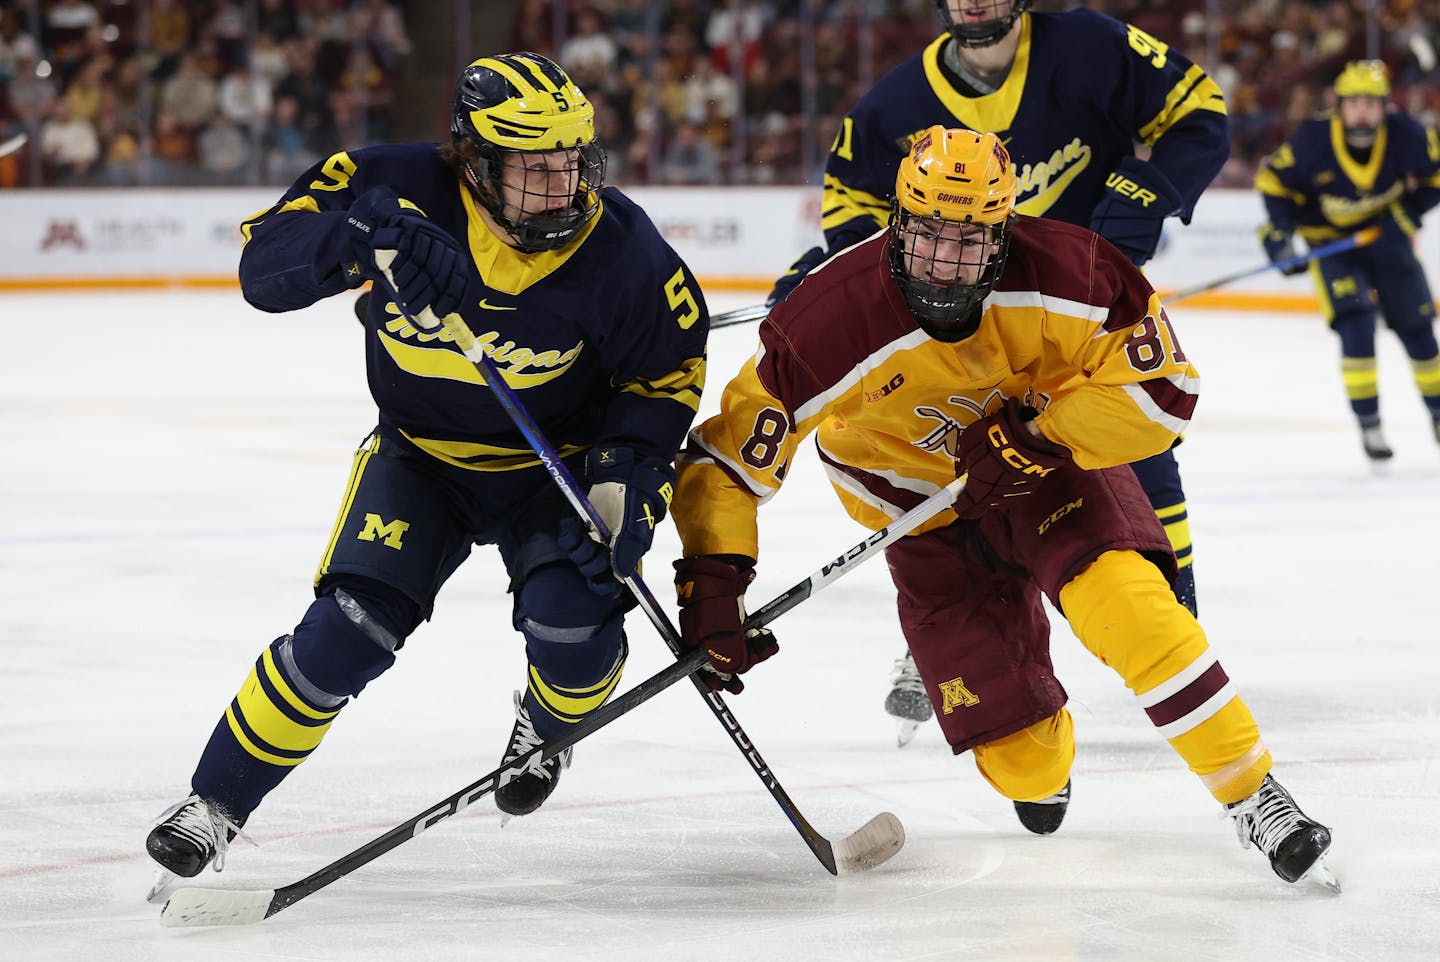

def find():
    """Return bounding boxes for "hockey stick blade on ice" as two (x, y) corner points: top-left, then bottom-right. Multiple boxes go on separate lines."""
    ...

(157, 458), (952, 926)
(370, 259), (912, 877)
(159, 647), (712, 927)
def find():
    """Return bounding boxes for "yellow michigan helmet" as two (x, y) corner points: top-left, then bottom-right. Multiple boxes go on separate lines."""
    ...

(1334, 60), (1390, 99)
(448, 52), (605, 252)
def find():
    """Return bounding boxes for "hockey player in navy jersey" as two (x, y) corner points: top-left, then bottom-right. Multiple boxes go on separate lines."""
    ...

(1256, 60), (1440, 461)
(764, 0), (1227, 746)
(145, 52), (708, 892)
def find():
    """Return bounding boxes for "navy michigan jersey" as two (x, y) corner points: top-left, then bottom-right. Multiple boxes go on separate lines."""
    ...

(822, 8), (1227, 251)
(1256, 113), (1440, 244)
(238, 143), (708, 471)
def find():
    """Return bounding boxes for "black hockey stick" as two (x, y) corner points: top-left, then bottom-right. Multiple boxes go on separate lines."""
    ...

(159, 647), (710, 926)
(1164, 226), (1381, 303)
(159, 447), (958, 927)
(418, 300), (901, 879)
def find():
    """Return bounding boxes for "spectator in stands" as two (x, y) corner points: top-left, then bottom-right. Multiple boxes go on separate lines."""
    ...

(353, 0), (412, 74)
(44, 0), (100, 85)
(7, 51), (57, 130)
(263, 93), (317, 183)
(560, 6), (618, 87)
(147, 108), (196, 182)
(160, 52), (218, 130)
(661, 118), (721, 185)
(0, 9), (42, 84)
(219, 60), (274, 134)
(39, 96), (99, 183)
(197, 109), (250, 183)
(145, 0), (191, 78)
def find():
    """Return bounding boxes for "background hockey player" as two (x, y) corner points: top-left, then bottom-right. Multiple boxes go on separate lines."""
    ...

(764, 0), (1227, 740)
(1256, 59), (1440, 461)
(671, 127), (1337, 891)
(145, 52), (708, 893)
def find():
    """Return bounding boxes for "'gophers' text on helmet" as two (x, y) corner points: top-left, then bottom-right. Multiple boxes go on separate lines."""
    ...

(888, 126), (1018, 341)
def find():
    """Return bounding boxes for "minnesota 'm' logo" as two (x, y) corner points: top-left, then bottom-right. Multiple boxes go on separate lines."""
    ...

(358, 513), (409, 549)
(939, 677), (980, 714)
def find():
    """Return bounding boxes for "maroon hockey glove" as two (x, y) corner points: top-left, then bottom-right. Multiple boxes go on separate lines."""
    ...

(674, 556), (779, 694)
(952, 397), (1072, 520)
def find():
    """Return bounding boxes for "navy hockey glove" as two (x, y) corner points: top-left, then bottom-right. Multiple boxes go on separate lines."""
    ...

(952, 398), (1072, 520)
(1088, 157), (1184, 267)
(674, 555), (779, 694)
(1258, 222), (1307, 276)
(346, 187), (467, 323)
(583, 446), (676, 580)
(765, 245), (826, 308)
(557, 517), (623, 599)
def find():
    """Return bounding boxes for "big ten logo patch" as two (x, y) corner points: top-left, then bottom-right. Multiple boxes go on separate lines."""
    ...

(358, 513), (409, 549)
(1037, 498), (1083, 535)
(865, 373), (905, 402)
(940, 677), (980, 714)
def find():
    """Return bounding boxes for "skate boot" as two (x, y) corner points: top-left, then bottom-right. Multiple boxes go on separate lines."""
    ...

(495, 691), (572, 821)
(1361, 424), (1393, 461)
(1225, 774), (1340, 891)
(1014, 780), (1071, 835)
(145, 794), (247, 901)
(884, 648), (933, 748)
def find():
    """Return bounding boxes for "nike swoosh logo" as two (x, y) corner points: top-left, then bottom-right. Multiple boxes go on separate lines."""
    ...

(479, 298), (517, 311)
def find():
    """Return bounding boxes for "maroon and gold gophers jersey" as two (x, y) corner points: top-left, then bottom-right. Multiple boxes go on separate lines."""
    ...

(673, 216), (1200, 560)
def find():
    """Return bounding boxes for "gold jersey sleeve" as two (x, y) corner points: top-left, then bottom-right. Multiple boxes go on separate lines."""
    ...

(674, 219), (1199, 561)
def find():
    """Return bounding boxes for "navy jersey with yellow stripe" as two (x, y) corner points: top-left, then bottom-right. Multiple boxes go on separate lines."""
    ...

(823, 9), (1227, 251)
(238, 142), (707, 470)
(1256, 113), (1440, 243)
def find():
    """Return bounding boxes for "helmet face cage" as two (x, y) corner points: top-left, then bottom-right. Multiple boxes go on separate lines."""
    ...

(888, 126), (1018, 341)
(1333, 60), (1389, 143)
(889, 212), (1014, 341)
(450, 52), (605, 252)
(934, 0), (1031, 49)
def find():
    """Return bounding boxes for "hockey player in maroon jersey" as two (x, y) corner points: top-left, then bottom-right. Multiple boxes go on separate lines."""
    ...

(144, 52), (707, 895)
(768, 0), (1226, 742)
(671, 127), (1337, 890)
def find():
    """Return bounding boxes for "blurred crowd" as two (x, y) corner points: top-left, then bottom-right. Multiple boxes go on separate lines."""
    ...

(0, 0), (410, 188)
(3, 0), (1440, 190)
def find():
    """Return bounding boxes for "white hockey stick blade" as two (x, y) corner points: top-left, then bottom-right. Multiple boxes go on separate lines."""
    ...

(160, 886), (274, 927)
(832, 811), (905, 875)
(0, 133), (26, 158)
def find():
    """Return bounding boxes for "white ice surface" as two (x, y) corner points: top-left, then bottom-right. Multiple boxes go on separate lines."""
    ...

(1, 288), (1438, 961)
